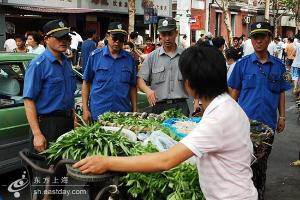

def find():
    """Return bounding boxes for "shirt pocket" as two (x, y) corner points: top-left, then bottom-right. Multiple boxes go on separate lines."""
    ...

(48, 77), (64, 95)
(268, 74), (281, 93)
(95, 66), (109, 82)
(242, 74), (256, 89)
(151, 66), (166, 84)
(121, 66), (132, 84)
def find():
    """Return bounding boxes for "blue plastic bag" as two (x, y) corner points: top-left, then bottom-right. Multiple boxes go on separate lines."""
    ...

(162, 117), (201, 139)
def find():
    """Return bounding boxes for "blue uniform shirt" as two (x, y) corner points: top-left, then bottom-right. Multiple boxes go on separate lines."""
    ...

(81, 39), (96, 71)
(23, 48), (76, 114)
(228, 53), (291, 129)
(83, 46), (136, 120)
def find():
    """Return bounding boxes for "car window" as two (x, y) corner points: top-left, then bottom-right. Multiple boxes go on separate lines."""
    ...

(0, 63), (25, 108)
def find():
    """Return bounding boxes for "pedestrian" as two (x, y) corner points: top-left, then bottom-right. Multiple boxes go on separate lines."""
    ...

(212, 36), (225, 52)
(285, 37), (295, 71)
(4, 33), (17, 52)
(228, 22), (291, 200)
(26, 31), (45, 55)
(80, 29), (97, 71)
(74, 44), (258, 200)
(232, 36), (243, 59)
(70, 27), (83, 66)
(82, 22), (137, 123)
(13, 34), (28, 53)
(123, 41), (144, 68)
(23, 19), (76, 200)
(291, 33), (300, 94)
(143, 36), (154, 54)
(137, 18), (190, 116)
(225, 47), (239, 81)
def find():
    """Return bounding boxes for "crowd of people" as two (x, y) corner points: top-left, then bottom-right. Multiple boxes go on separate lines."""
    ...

(8, 16), (296, 200)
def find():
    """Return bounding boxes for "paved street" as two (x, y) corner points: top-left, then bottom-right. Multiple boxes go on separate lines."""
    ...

(265, 90), (300, 200)
(0, 92), (299, 200)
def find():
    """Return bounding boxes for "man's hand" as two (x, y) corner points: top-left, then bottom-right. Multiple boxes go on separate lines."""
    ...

(73, 155), (108, 174)
(33, 133), (47, 152)
(277, 118), (285, 133)
(83, 109), (92, 124)
(145, 89), (157, 106)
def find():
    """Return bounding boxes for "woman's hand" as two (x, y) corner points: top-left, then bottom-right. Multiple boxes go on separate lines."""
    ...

(73, 155), (108, 174)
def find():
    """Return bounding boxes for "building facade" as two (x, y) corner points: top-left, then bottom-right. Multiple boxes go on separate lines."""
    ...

(0, 0), (172, 50)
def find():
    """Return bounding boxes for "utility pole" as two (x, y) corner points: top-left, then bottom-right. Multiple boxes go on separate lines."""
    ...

(264, 0), (270, 22)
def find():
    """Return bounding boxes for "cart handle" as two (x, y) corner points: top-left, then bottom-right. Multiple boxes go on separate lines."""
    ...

(19, 148), (77, 175)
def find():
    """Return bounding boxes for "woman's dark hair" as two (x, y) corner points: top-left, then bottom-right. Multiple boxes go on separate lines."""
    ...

(225, 47), (239, 61)
(179, 44), (228, 99)
(27, 31), (43, 44)
(15, 34), (26, 42)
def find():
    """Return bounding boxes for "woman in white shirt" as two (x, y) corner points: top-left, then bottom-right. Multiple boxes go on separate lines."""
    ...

(26, 32), (45, 55)
(73, 44), (258, 200)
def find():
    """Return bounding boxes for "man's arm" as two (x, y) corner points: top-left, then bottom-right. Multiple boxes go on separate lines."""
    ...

(130, 86), (137, 112)
(74, 142), (194, 174)
(277, 91), (286, 133)
(82, 80), (92, 123)
(229, 88), (240, 101)
(137, 77), (157, 106)
(24, 99), (47, 152)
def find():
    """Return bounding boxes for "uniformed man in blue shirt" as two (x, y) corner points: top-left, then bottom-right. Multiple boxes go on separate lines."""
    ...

(82, 22), (137, 123)
(228, 22), (291, 200)
(23, 19), (76, 200)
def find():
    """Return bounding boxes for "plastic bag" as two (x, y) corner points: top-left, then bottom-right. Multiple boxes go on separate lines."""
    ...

(143, 130), (177, 152)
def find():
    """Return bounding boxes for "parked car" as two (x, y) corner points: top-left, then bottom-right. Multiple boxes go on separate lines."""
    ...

(0, 53), (149, 174)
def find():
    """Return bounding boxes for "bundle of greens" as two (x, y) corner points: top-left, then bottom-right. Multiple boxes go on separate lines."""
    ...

(99, 112), (162, 133)
(160, 108), (187, 119)
(41, 123), (135, 162)
(122, 143), (204, 200)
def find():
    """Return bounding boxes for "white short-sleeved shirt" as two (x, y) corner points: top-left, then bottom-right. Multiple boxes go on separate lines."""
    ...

(27, 45), (45, 55)
(180, 93), (257, 200)
(292, 42), (300, 68)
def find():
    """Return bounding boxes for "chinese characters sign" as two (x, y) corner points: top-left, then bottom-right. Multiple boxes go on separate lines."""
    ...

(7, 0), (78, 8)
(82, 0), (171, 17)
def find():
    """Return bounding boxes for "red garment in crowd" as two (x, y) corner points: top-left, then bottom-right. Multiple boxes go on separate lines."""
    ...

(144, 45), (154, 54)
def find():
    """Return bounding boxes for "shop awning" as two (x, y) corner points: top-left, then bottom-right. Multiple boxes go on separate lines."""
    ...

(14, 6), (106, 14)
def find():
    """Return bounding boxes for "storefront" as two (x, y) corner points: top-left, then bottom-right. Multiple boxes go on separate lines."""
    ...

(0, 0), (171, 49)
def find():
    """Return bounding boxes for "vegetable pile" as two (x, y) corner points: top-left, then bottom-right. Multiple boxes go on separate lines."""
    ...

(98, 112), (163, 133)
(160, 108), (187, 119)
(122, 143), (204, 200)
(41, 123), (135, 162)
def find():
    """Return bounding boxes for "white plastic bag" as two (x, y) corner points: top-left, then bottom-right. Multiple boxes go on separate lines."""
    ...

(143, 130), (177, 152)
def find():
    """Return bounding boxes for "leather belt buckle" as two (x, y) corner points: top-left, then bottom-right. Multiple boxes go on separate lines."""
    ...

(166, 100), (173, 104)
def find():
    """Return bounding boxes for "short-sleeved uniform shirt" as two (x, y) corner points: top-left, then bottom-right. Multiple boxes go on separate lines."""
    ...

(138, 46), (188, 101)
(181, 93), (257, 200)
(23, 48), (76, 115)
(228, 53), (291, 129)
(83, 46), (136, 120)
(81, 39), (96, 70)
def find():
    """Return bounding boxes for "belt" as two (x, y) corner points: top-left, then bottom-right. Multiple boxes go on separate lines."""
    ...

(38, 110), (73, 118)
(157, 98), (187, 104)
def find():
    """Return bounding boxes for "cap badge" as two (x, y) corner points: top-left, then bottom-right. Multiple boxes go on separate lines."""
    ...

(117, 24), (122, 30)
(256, 23), (261, 29)
(162, 20), (168, 27)
(58, 21), (65, 28)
